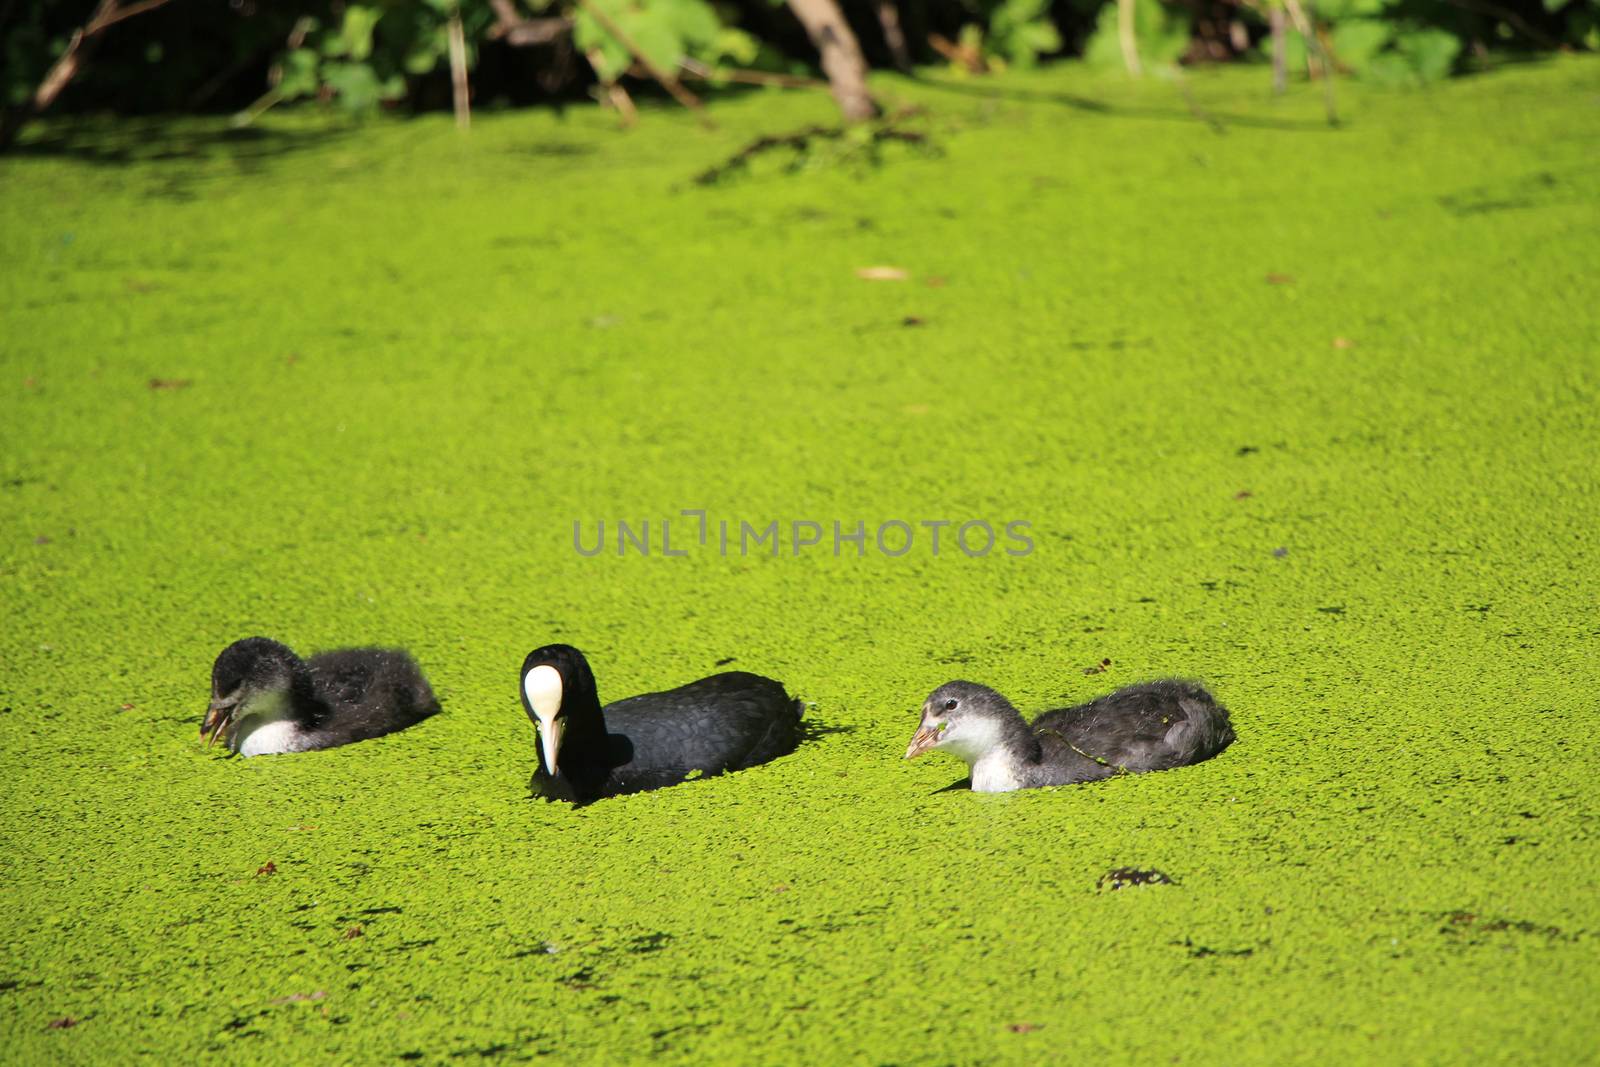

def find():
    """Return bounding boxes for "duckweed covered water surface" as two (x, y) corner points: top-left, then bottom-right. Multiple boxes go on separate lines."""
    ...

(2, 58), (1598, 1064)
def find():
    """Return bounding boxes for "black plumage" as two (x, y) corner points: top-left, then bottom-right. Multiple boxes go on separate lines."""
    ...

(519, 644), (803, 805)
(905, 678), (1234, 792)
(201, 636), (440, 756)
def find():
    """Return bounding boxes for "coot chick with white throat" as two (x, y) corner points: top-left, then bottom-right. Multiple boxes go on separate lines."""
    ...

(520, 644), (803, 804)
(201, 637), (440, 756)
(905, 679), (1233, 792)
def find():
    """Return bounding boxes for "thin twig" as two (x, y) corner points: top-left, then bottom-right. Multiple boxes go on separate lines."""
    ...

(1281, 0), (1338, 126)
(487, 0), (571, 46)
(580, 0), (711, 126)
(928, 33), (985, 73)
(230, 15), (311, 128)
(1270, 7), (1287, 94)
(0, 0), (178, 151)
(85, 0), (172, 34)
(447, 7), (471, 130)
(1176, 73), (1226, 134)
(487, 0), (520, 28)
(677, 58), (826, 89)
(876, 0), (912, 73)
(1118, 0), (1142, 76)
(588, 48), (637, 127)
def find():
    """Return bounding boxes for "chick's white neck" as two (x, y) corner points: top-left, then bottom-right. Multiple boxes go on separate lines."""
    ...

(232, 690), (311, 757)
(936, 717), (1027, 793)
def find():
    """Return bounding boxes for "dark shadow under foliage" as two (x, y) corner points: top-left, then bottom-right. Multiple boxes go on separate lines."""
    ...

(1, 0), (1591, 132)
(3, 116), (344, 166)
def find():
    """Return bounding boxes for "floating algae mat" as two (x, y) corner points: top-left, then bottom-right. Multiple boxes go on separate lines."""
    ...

(2, 56), (1598, 1063)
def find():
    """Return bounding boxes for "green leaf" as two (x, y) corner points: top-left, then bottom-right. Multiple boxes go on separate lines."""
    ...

(713, 27), (761, 66)
(660, 0), (721, 52)
(574, 10), (632, 81)
(340, 6), (382, 63)
(1317, 0), (1386, 19)
(1395, 26), (1460, 82)
(1362, 51), (1415, 86)
(323, 61), (384, 113)
(622, 11), (684, 72)
(1256, 27), (1308, 74)
(403, 30), (448, 76)
(1331, 18), (1393, 69)
(1084, 0), (1189, 70)
(278, 48), (321, 98)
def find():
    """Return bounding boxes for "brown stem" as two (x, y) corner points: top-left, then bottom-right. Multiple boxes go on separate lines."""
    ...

(928, 32), (984, 74)
(86, 0), (172, 34)
(1270, 7), (1286, 94)
(447, 7), (471, 130)
(1281, 0), (1338, 126)
(876, 0), (912, 73)
(588, 48), (637, 127)
(580, 0), (710, 125)
(488, 0), (572, 46)
(677, 59), (827, 89)
(1, 0), (177, 152)
(1118, 0), (1142, 76)
(785, 0), (878, 122)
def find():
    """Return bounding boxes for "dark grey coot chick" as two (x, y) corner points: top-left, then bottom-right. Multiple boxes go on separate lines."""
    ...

(520, 644), (803, 805)
(201, 637), (440, 757)
(904, 679), (1234, 792)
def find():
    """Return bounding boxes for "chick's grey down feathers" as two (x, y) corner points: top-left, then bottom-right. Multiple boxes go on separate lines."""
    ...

(931, 678), (1234, 788)
(294, 647), (441, 747)
(205, 636), (439, 753)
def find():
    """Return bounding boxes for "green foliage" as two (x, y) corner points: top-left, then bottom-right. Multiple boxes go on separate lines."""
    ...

(0, 0), (1595, 125)
(574, 0), (737, 82)
(986, 0), (1064, 68)
(1268, 1), (1467, 86)
(244, 3), (491, 119)
(1082, 0), (1189, 70)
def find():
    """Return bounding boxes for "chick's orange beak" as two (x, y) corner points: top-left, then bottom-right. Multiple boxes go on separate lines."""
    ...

(201, 703), (232, 748)
(905, 722), (942, 760)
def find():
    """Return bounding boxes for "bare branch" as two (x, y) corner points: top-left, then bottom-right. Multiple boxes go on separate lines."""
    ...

(876, 0), (911, 73)
(1119, 0), (1142, 76)
(786, 0), (878, 121)
(579, 0), (710, 125)
(447, 7), (471, 130)
(86, 0), (173, 35)
(1, 0), (177, 152)
(677, 58), (827, 89)
(488, 0), (573, 46)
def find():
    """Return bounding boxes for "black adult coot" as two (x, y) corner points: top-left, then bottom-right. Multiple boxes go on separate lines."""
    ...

(904, 679), (1234, 792)
(200, 637), (440, 757)
(519, 644), (803, 804)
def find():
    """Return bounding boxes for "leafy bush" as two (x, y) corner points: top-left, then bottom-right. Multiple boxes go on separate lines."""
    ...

(0, 0), (1594, 127)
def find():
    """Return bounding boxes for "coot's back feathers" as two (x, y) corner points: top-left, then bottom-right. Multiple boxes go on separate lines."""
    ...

(520, 644), (803, 804)
(602, 672), (800, 773)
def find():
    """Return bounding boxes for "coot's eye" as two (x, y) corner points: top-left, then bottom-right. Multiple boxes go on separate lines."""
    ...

(943, 698), (958, 711)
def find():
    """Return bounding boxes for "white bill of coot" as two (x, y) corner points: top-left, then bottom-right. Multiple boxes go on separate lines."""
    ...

(519, 644), (803, 805)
